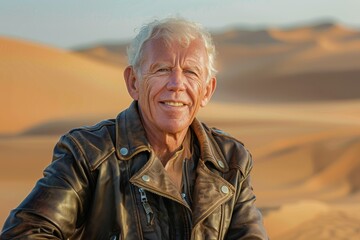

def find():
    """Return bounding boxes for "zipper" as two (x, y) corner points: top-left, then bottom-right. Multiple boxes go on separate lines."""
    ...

(182, 159), (193, 239)
(138, 188), (154, 225)
(182, 159), (192, 207)
(181, 192), (193, 239)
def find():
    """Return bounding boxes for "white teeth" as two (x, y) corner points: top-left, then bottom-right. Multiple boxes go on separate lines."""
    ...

(163, 101), (184, 107)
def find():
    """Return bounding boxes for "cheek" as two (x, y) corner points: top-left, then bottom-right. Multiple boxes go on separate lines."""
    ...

(139, 78), (163, 102)
(189, 81), (205, 100)
(138, 78), (152, 98)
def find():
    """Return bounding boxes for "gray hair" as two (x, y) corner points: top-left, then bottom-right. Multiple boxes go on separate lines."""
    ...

(127, 17), (217, 80)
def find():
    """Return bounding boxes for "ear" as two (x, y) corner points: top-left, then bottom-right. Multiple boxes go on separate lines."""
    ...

(200, 77), (217, 107)
(124, 66), (139, 100)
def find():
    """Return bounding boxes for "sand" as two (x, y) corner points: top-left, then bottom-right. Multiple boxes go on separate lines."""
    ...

(0, 37), (131, 134)
(1, 26), (360, 239)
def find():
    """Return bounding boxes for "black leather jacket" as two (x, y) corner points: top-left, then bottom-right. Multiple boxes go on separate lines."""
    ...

(1, 102), (267, 239)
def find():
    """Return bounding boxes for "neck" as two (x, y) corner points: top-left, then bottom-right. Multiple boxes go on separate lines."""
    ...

(137, 105), (190, 165)
(147, 128), (188, 165)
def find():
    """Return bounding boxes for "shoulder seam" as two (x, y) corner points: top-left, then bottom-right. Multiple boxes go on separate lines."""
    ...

(68, 119), (115, 134)
(61, 133), (97, 192)
(66, 121), (116, 172)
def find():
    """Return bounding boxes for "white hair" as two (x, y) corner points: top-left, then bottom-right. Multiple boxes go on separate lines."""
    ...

(127, 17), (217, 80)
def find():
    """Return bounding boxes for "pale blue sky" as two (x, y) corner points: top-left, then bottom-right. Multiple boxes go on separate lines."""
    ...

(1, 0), (359, 49)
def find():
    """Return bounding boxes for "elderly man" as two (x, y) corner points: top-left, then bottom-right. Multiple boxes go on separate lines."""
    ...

(1, 18), (268, 239)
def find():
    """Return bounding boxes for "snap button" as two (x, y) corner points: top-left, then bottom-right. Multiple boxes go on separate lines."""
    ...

(221, 185), (229, 194)
(142, 175), (150, 182)
(119, 147), (128, 156)
(217, 160), (225, 168)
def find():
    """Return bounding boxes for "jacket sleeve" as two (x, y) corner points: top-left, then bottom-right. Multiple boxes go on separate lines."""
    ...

(0, 134), (93, 239)
(226, 152), (268, 240)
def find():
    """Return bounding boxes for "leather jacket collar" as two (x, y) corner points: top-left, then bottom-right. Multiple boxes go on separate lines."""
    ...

(115, 101), (229, 173)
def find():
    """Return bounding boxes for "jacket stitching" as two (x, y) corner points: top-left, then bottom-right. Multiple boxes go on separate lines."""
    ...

(66, 133), (96, 188)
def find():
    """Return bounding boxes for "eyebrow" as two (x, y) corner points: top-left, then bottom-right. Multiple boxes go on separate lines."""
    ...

(183, 62), (203, 74)
(148, 60), (204, 75)
(149, 62), (170, 71)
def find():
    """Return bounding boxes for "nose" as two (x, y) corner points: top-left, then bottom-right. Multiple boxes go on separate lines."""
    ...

(166, 68), (186, 92)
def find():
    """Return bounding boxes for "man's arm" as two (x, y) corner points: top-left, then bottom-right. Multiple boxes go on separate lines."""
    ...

(226, 155), (268, 239)
(1, 134), (93, 239)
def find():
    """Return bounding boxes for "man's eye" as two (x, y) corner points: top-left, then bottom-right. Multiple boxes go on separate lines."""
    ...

(157, 68), (170, 72)
(184, 70), (197, 76)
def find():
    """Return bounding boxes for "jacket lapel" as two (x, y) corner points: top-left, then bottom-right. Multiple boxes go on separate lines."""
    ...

(129, 151), (190, 210)
(191, 160), (235, 227)
(190, 119), (235, 227)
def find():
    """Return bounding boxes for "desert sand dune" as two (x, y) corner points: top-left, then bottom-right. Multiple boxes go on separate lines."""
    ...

(214, 40), (360, 102)
(0, 37), (132, 134)
(301, 138), (360, 194)
(269, 22), (360, 43)
(254, 127), (360, 196)
(265, 200), (360, 240)
(211, 23), (360, 102)
(253, 124), (360, 240)
(264, 200), (330, 238)
(213, 29), (283, 46)
(75, 44), (129, 67)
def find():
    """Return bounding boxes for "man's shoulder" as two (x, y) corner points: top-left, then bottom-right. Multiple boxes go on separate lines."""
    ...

(200, 122), (245, 148)
(209, 127), (245, 146)
(63, 119), (117, 170)
(201, 122), (252, 174)
(68, 119), (116, 142)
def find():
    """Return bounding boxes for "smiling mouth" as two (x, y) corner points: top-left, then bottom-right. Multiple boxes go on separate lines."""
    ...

(162, 101), (185, 107)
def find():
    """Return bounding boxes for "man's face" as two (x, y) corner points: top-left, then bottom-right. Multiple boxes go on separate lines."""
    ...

(128, 37), (216, 135)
